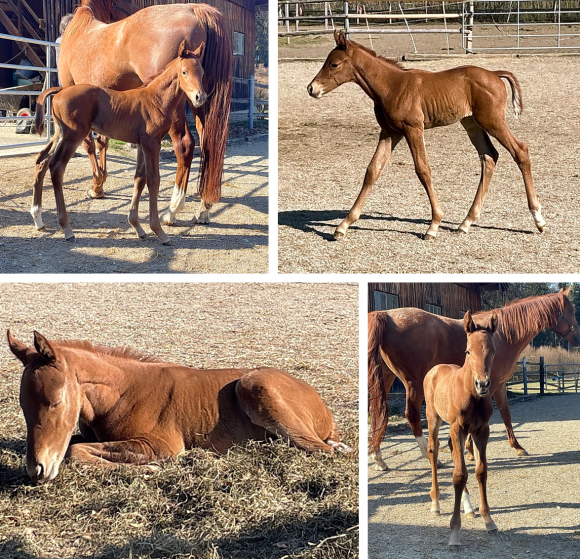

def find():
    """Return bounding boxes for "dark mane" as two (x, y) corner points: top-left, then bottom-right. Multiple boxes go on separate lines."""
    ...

(55, 339), (162, 362)
(345, 40), (406, 70)
(475, 292), (565, 344)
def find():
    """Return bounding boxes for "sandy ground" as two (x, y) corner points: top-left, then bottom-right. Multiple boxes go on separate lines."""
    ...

(368, 395), (580, 559)
(0, 136), (268, 274)
(278, 44), (580, 273)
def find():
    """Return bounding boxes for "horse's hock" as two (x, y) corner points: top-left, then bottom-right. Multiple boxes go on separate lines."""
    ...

(368, 394), (580, 559)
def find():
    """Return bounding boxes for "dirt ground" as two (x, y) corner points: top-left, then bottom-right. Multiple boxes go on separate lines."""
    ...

(278, 36), (580, 273)
(0, 137), (268, 274)
(0, 282), (358, 558)
(368, 394), (580, 559)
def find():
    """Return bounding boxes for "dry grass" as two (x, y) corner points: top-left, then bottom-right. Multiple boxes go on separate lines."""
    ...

(0, 283), (358, 559)
(520, 345), (580, 365)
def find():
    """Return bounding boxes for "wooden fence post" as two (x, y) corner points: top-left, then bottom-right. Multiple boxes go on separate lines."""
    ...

(539, 356), (545, 395)
(522, 357), (528, 395)
(344, 1), (349, 38)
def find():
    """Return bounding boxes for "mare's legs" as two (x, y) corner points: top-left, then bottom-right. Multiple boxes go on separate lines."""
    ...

(458, 117), (499, 233)
(427, 414), (442, 514)
(83, 133), (106, 199)
(31, 127), (62, 230)
(475, 113), (545, 232)
(193, 109), (213, 224)
(162, 106), (195, 225)
(127, 146), (147, 239)
(449, 422), (467, 547)
(142, 142), (170, 244)
(404, 127), (443, 240)
(493, 383), (528, 456)
(370, 363), (396, 471)
(334, 130), (402, 240)
(472, 426), (498, 533)
(405, 381), (429, 460)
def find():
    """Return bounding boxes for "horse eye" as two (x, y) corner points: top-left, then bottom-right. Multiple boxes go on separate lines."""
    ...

(330, 62), (339, 69)
(182, 71), (187, 75)
(466, 350), (471, 355)
(50, 400), (62, 409)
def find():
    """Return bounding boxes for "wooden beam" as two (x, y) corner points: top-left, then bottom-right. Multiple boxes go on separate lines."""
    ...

(0, 7), (45, 67)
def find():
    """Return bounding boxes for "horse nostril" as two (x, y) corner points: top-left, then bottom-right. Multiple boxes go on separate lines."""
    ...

(307, 84), (313, 95)
(36, 463), (44, 479)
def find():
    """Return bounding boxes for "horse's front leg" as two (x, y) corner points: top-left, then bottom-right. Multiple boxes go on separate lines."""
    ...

(472, 426), (498, 533)
(404, 127), (443, 240)
(449, 423), (467, 548)
(143, 142), (170, 244)
(427, 414), (442, 515)
(334, 130), (402, 240)
(83, 133), (106, 199)
(162, 107), (194, 225)
(128, 146), (147, 239)
(493, 383), (528, 456)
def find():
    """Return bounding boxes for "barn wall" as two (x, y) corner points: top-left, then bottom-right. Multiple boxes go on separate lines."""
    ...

(368, 283), (482, 318)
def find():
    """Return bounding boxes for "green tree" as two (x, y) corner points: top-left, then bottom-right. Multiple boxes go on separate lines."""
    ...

(255, 10), (268, 67)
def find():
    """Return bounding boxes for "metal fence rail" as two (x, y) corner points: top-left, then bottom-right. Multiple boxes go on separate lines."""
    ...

(508, 357), (580, 394)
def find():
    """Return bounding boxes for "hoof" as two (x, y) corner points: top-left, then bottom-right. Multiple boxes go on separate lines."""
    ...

(374, 462), (389, 471)
(424, 233), (436, 241)
(456, 228), (468, 235)
(431, 510), (441, 516)
(333, 230), (345, 240)
(449, 544), (461, 551)
(139, 233), (147, 240)
(37, 226), (46, 232)
(488, 528), (499, 535)
(465, 512), (475, 519)
(516, 449), (529, 457)
(65, 235), (75, 242)
(162, 214), (176, 226)
(88, 189), (105, 199)
(537, 224), (546, 233)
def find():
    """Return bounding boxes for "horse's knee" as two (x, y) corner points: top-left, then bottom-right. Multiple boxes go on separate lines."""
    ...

(453, 471), (468, 488)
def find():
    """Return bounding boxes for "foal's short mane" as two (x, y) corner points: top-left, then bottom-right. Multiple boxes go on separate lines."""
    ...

(56, 339), (162, 362)
(343, 40), (406, 70)
(475, 292), (566, 344)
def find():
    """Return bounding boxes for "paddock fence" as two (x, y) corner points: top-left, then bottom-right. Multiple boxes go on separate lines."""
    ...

(278, 0), (580, 54)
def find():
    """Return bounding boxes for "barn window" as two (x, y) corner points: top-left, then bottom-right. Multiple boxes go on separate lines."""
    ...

(426, 303), (442, 315)
(374, 291), (399, 311)
(233, 32), (245, 56)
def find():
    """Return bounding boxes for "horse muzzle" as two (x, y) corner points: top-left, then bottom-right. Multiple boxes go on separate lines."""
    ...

(307, 82), (324, 99)
(189, 91), (207, 108)
(474, 377), (491, 396)
(27, 455), (62, 483)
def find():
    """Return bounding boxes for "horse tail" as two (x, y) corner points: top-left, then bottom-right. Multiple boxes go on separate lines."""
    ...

(368, 311), (390, 456)
(191, 4), (233, 205)
(34, 87), (62, 135)
(496, 70), (523, 119)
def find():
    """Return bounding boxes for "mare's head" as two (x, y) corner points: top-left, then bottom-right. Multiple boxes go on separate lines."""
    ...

(177, 40), (207, 108)
(552, 286), (580, 346)
(307, 30), (357, 98)
(7, 331), (81, 483)
(464, 311), (498, 397)
(108, 0), (139, 21)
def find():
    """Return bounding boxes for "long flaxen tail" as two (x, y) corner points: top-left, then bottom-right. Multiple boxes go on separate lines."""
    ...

(368, 312), (390, 456)
(34, 87), (63, 135)
(190, 4), (233, 205)
(496, 70), (523, 119)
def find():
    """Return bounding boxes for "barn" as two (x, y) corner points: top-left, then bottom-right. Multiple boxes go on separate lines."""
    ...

(0, 0), (263, 98)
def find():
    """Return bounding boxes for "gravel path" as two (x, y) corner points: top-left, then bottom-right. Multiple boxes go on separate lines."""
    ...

(368, 395), (580, 559)
(278, 55), (580, 273)
(0, 138), (268, 273)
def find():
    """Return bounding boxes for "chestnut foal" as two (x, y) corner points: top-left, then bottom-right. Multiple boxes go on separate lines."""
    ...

(308, 31), (545, 240)
(424, 311), (499, 548)
(32, 40), (207, 243)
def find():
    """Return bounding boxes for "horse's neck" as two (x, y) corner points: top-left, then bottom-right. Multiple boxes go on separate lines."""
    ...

(146, 63), (184, 110)
(351, 47), (401, 102)
(459, 358), (478, 399)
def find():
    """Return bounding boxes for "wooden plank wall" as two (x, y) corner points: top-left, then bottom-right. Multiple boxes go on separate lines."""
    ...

(368, 283), (482, 318)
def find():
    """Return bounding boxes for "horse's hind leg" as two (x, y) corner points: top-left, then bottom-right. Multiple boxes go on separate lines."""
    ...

(481, 118), (545, 232)
(370, 362), (396, 471)
(493, 383), (528, 456)
(472, 426), (498, 533)
(31, 128), (61, 230)
(405, 127), (443, 240)
(143, 142), (170, 244)
(162, 106), (194, 225)
(128, 146), (147, 239)
(405, 381), (430, 460)
(83, 133), (106, 199)
(458, 117), (499, 234)
(334, 130), (402, 240)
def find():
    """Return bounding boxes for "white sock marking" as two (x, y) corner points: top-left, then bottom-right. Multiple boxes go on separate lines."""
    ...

(416, 435), (429, 459)
(462, 490), (474, 515)
(30, 205), (44, 230)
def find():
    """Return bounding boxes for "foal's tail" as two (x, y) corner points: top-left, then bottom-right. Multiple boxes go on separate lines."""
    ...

(34, 87), (62, 135)
(496, 71), (523, 119)
(368, 311), (390, 456)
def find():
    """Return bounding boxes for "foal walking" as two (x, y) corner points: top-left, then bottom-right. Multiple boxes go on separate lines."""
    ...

(424, 311), (499, 547)
(33, 40), (207, 243)
(308, 31), (545, 240)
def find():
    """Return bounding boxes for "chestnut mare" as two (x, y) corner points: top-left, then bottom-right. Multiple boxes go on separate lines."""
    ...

(368, 288), (580, 471)
(53, 0), (232, 225)
(8, 331), (352, 483)
(425, 311), (499, 548)
(33, 41), (207, 244)
(307, 31), (545, 240)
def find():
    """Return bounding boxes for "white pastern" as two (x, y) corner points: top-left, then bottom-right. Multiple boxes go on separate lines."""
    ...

(530, 205), (546, 228)
(162, 185), (186, 225)
(462, 490), (474, 516)
(30, 205), (44, 230)
(416, 435), (429, 459)
(327, 439), (353, 453)
(373, 449), (388, 471)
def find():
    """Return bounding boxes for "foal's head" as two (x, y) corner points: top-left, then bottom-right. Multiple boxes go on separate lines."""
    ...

(7, 331), (81, 483)
(177, 40), (207, 108)
(307, 30), (357, 98)
(463, 311), (498, 396)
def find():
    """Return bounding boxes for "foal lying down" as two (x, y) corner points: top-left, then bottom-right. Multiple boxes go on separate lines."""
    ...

(424, 311), (499, 547)
(8, 330), (352, 483)
(32, 40), (207, 244)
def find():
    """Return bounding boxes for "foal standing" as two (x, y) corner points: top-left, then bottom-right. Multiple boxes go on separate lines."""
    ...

(33, 40), (206, 243)
(424, 311), (499, 547)
(308, 31), (545, 240)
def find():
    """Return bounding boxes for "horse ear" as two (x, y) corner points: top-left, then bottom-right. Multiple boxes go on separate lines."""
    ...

(464, 311), (475, 334)
(192, 41), (205, 60)
(33, 331), (56, 362)
(488, 312), (499, 335)
(178, 39), (189, 59)
(334, 30), (347, 48)
(7, 330), (30, 365)
(563, 285), (572, 297)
